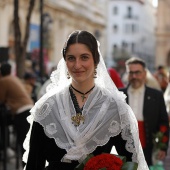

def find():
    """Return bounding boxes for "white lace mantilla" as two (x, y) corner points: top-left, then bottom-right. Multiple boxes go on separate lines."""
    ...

(23, 85), (148, 170)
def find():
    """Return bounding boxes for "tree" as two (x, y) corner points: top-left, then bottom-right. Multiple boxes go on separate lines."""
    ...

(13, 0), (35, 78)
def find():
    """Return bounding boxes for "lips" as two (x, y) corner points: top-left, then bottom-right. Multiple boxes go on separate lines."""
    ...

(73, 71), (84, 76)
(74, 71), (83, 73)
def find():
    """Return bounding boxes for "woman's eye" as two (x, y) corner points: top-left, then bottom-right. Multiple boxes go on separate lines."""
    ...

(67, 56), (75, 61)
(82, 56), (89, 60)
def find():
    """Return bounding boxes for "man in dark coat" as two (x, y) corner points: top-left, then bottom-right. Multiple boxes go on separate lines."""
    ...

(119, 57), (169, 166)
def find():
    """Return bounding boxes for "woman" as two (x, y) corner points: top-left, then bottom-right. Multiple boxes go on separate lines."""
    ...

(23, 30), (148, 170)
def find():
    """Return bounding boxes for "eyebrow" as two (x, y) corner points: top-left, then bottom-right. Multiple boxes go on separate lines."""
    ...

(80, 53), (91, 56)
(66, 53), (91, 56)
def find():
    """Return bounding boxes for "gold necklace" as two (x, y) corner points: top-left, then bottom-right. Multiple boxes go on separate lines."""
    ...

(71, 113), (85, 126)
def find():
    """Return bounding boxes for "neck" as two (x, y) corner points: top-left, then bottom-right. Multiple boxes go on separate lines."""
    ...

(72, 81), (95, 93)
(70, 84), (95, 103)
(130, 84), (144, 90)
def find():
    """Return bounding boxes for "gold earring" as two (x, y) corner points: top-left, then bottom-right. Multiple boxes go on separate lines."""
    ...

(67, 72), (70, 79)
(94, 68), (97, 78)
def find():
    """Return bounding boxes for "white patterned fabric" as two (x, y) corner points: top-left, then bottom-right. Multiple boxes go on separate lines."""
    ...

(23, 42), (149, 170)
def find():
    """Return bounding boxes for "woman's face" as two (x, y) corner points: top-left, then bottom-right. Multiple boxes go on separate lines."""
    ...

(65, 43), (95, 84)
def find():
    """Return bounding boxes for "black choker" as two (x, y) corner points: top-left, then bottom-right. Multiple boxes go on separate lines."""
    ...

(70, 85), (95, 102)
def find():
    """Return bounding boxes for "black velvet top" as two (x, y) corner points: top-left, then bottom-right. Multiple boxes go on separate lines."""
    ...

(25, 121), (133, 170)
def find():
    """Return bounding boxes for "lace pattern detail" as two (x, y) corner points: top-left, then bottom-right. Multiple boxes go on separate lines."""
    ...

(34, 98), (55, 121)
(46, 123), (58, 135)
(108, 120), (120, 133)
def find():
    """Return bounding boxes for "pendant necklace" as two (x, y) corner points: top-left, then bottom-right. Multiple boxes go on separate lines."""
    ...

(70, 85), (95, 102)
(69, 87), (85, 126)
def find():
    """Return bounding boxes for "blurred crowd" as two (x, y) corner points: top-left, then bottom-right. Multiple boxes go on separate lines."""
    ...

(0, 58), (170, 170)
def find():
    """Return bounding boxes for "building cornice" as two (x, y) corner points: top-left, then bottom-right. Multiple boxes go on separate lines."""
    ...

(45, 0), (106, 26)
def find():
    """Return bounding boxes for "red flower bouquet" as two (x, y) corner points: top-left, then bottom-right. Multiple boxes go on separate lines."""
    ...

(74, 153), (138, 170)
(153, 125), (168, 150)
(84, 153), (123, 170)
(151, 125), (169, 169)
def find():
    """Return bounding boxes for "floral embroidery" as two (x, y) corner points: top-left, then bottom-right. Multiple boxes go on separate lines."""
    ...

(46, 123), (57, 135)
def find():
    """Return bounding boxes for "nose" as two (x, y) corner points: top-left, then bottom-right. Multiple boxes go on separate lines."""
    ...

(131, 73), (137, 78)
(74, 59), (81, 69)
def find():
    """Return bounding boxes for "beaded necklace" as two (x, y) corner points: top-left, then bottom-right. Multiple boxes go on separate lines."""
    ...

(69, 86), (84, 126)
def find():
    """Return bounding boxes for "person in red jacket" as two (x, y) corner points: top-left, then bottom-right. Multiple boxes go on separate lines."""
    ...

(108, 67), (124, 88)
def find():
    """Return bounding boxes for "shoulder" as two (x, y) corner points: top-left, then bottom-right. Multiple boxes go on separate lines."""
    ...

(0, 76), (13, 86)
(145, 86), (163, 95)
(118, 87), (128, 93)
(0, 75), (22, 85)
(145, 86), (165, 101)
(36, 86), (68, 107)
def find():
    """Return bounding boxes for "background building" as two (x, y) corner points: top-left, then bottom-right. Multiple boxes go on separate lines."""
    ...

(0, 0), (106, 75)
(106, 0), (156, 73)
(1, 0), (170, 74)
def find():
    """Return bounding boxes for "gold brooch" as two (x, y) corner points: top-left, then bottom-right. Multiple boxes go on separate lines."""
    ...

(71, 113), (85, 126)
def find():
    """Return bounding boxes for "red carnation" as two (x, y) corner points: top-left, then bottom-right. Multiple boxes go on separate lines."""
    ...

(160, 125), (168, 133)
(153, 125), (168, 151)
(162, 136), (169, 143)
(84, 153), (123, 170)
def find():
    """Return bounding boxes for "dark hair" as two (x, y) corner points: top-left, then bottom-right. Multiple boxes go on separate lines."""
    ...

(157, 65), (164, 70)
(0, 63), (12, 76)
(125, 57), (146, 69)
(62, 30), (100, 65)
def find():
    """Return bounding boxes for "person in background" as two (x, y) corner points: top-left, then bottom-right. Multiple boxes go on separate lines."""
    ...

(119, 57), (169, 167)
(108, 67), (124, 88)
(23, 30), (149, 170)
(0, 63), (34, 166)
(122, 69), (161, 90)
(23, 72), (41, 103)
(154, 65), (168, 93)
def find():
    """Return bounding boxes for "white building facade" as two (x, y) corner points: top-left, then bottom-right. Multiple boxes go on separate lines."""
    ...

(106, 0), (156, 71)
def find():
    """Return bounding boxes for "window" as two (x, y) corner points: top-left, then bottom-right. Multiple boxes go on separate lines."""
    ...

(124, 24), (137, 34)
(132, 24), (136, 33)
(113, 25), (118, 33)
(113, 6), (118, 15)
(122, 41), (128, 49)
(113, 44), (118, 54)
(127, 6), (132, 18)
